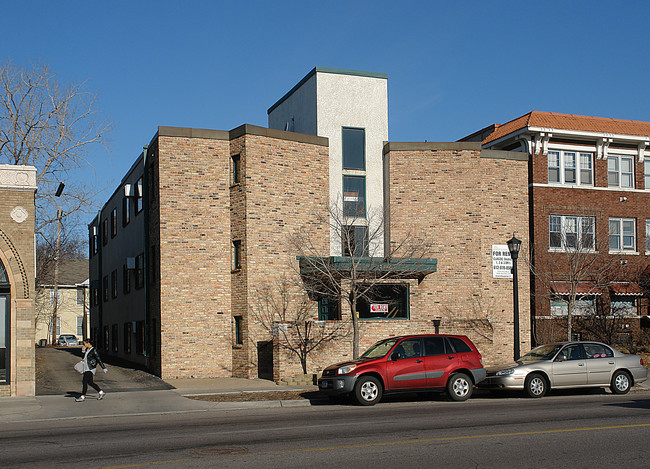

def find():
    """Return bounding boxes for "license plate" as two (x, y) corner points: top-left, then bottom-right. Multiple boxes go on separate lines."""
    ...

(320, 381), (329, 389)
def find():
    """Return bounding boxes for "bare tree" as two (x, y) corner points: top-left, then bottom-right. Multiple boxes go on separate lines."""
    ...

(249, 276), (348, 374)
(291, 202), (436, 359)
(527, 213), (623, 342)
(0, 60), (111, 233)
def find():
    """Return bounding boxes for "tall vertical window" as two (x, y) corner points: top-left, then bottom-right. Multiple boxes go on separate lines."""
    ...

(232, 154), (241, 184)
(548, 151), (593, 186)
(609, 218), (636, 252)
(232, 240), (242, 270)
(103, 276), (109, 302)
(76, 288), (85, 305)
(77, 316), (84, 337)
(608, 155), (634, 188)
(645, 159), (650, 190)
(342, 127), (365, 170)
(111, 270), (118, 299)
(1, 262), (9, 384)
(122, 197), (131, 226)
(646, 219), (650, 252)
(111, 208), (117, 238)
(549, 215), (595, 251)
(135, 253), (144, 289)
(102, 219), (108, 245)
(343, 175), (366, 217)
(124, 322), (132, 354)
(112, 324), (119, 353)
(123, 264), (131, 294)
(136, 177), (143, 214)
(342, 225), (368, 257)
(234, 316), (243, 345)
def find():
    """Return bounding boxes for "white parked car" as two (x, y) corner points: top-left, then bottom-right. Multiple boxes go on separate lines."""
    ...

(480, 341), (648, 397)
(57, 335), (79, 346)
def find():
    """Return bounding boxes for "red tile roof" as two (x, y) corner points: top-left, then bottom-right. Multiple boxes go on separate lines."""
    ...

(482, 111), (650, 145)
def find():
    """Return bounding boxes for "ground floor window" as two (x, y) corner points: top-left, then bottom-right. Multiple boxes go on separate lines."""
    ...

(550, 295), (595, 316)
(76, 316), (83, 337)
(318, 296), (340, 320)
(234, 316), (243, 345)
(124, 322), (132, 354)
(136, 321), (145, 355)
(357, 284), (409, 319)
(610, 295), (637, 316)
(112, 324), (119, 352)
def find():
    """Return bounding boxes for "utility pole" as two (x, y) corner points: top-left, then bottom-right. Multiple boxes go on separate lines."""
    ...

(51, 207), (62, 346)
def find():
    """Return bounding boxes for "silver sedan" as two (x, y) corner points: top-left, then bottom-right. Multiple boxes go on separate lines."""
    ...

(481, 341), (648, 397)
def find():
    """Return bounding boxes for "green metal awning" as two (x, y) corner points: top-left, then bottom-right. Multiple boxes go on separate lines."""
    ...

(297, 256), (437, 282)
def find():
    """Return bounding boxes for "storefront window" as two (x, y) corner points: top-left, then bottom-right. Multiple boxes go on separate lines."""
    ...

(357, 284), (409, 319)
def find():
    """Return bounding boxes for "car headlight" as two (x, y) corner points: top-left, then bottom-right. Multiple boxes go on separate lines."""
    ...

(338, 364), (357, 375)
(496, 368), (515, 376)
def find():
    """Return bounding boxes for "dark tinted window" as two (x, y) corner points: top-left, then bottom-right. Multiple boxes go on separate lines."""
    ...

(424, 336), (446, 356)
(447, 337), (472, 353)
(583, 343), (613, 359)
(342, 127), (365, 170)
(393, 338), (421, 359)
(343, 175), (366, 217)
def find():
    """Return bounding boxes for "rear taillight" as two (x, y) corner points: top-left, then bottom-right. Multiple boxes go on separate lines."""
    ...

(478, 353), (483, 365)
(641, 358), (644, 366)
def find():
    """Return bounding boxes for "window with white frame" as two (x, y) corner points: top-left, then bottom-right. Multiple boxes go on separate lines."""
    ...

(549, 215), (595, 250)
(609, 217), (636, 252)
(611, 295), (637, 316)
(647, 219), (650, 252)
(548, 150), (593, 186)
(645, 159), (650, 190)
(608, 155), (634, 188)
(77, 316), (84, 337)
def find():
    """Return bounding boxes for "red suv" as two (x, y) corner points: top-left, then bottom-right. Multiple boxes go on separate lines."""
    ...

(318, 334), (486, 405)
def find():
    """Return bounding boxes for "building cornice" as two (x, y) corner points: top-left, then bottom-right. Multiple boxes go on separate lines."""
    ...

(0, 164), (37, 191)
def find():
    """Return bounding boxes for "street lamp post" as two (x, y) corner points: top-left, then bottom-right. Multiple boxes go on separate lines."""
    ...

(507, 235), (522, 361)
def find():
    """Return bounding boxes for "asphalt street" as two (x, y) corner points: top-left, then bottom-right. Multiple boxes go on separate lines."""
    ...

(2, 391), (650, 468)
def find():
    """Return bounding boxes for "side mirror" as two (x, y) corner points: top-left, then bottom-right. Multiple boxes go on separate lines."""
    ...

(555, 355), (565, 362)
(391, 352), (401, 361)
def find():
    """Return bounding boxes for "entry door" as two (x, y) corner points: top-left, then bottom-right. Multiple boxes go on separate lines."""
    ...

(552, 344), (587, 386)
(386, 338), (427, 390)
(423, 336), (454, 388)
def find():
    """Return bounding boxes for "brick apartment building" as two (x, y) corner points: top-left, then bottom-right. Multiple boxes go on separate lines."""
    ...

(89, 68), (530, 380)
(0, 164), (37, 397)
(463, 112), (650, 345)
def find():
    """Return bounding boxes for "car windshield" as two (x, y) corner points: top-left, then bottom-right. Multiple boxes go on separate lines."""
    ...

(360, 338), (400, 359)
(520, 344), (563, 361)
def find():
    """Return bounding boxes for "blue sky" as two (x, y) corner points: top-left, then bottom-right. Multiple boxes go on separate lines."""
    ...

(4, 0), (650, 211)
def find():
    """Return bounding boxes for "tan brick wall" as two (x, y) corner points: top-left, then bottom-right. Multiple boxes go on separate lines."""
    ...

(237, 133), (330, 377)
(156, 135), (233, 378)
(384, 146), (531, 365)
(0, 178), (36, 396)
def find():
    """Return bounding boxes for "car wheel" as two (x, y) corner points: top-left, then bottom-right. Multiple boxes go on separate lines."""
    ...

(447, 373), (473, 401)
(525, 373), (547, 398)
(354, 376), (382, 406)
(610, 370), (631, 394)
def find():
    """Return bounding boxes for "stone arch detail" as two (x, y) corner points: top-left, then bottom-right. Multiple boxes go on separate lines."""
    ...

(0, 227), (29, 299)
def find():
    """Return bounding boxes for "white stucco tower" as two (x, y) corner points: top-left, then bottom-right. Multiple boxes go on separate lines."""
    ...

(268, 67), (389, 256)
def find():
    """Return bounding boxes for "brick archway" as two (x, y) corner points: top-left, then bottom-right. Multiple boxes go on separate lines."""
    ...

(0, 228), (29, 299)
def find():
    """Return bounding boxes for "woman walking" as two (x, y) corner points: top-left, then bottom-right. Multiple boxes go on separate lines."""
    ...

(76, 339), (108, 402)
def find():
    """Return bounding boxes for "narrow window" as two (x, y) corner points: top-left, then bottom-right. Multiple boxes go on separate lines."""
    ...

(646, 219), (650, 252)
(111, 270), (118, 299)
(111, 208), (117, 238)
(563, 152), (576, 184)
(342, 127), (365, 170)
(77, 316), (84, 337)
(548, 151), (560, 183)
(136, 177), (143, 214)
(232, 154), (241, 184)
(122, 197), (131, 226)
(580, 153), (593, 185)
(103, 276), (109, 302)
(135, 321), (144, 355)
(343, 175), (366, 217)
(112, 324), (119, 353)
(102, 219), (108, 246)
(645, 159), (650, 189)
(123, 264), (131, 294)
(232, 240), (242, 270)
(234, 316), (243, 345)
(135, 253), (144, 289)
(124, 322), (132, 354)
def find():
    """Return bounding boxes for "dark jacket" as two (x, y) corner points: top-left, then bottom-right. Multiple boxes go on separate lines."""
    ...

(85, 347), (106, 370)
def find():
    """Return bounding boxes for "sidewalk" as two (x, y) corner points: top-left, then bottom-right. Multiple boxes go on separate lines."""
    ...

(1, 377), (648, 424)
(0, 378), (319, 423)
